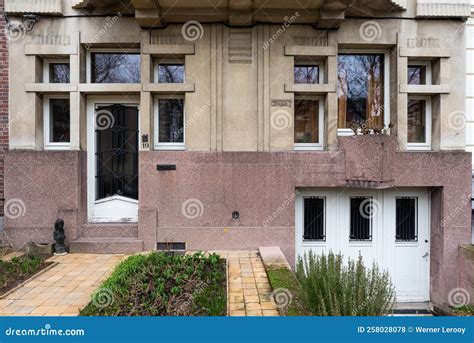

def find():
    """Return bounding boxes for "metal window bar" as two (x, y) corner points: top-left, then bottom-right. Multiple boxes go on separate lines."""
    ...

(396, 197), (418, 241)
(303, 197), (325, 241)
(350, 197), (372, 241)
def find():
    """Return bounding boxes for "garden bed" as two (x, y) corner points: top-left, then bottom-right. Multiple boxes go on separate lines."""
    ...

(0, 255), (53, 297)
(80, 252), (227, 316)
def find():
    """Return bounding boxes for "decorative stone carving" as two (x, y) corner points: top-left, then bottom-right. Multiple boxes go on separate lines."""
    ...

(228, 28), (252, 64)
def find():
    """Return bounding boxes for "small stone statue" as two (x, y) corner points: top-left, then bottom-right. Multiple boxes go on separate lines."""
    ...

(53, 219), (67, 255)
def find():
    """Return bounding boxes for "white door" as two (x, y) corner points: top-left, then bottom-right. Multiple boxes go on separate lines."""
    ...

(87, 96), (139, 222)
(295, 188), (430, 302)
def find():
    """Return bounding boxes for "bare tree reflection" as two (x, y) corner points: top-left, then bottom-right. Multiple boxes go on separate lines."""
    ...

(92, 53), (140, 83)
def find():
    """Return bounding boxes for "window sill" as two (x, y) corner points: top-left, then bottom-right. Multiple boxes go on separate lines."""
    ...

(44, 143), (71, 151)
(154, 144), (185, 151)
(407, 145), (431, 151)
(144, 83), (195, 94)
(294, 144), (323, 151)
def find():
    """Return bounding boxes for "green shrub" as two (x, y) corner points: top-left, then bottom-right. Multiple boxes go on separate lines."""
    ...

(80, 252), (226, 316)
(295, 251), (395, 316)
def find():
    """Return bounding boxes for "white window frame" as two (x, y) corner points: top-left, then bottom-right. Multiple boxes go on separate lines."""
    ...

(407, 95), (432, 151)
(43, 95), (71, 150)
(408, 60), (432, 85)
(43, 58), (70, 83)
(293, 60), (325, 84)
(154, 58), (185, 84)
(294, 95), (325, 151)
(86, 48), (141, 84)
(337, 50), (391, 136)
(154, 94), (185, 151)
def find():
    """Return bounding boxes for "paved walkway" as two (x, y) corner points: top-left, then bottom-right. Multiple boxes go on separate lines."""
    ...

(215, 250), (280, 316)
(0, 254), (124, 316)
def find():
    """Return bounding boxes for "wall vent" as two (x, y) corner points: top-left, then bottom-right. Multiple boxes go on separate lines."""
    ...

(228, 28), (252, 64)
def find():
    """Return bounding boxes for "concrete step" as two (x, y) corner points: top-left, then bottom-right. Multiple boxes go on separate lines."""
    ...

(70, 237), (143, 254)
(79, 223), (138, 238)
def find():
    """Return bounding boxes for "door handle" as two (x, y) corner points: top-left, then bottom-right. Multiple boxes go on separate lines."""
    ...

(422, 252), (429, 258)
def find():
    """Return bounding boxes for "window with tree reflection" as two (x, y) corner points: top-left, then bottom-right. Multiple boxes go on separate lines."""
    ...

(158, 64), (184, 83)
(337, 54), (384, 129)
(91, 53), (140, 83)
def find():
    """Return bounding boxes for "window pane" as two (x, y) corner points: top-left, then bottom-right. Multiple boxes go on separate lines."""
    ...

(350, 197), (372, 241)
(49, 63), (70, 83)
(337, 54), (384, 129)
(294, 65), (319, 84)
(159, 99), (184, 143)
(408, 66), (426, 85)
(50, 99), (70, 143)
(396, 197), (418, 241)
(91, 53), (140, 83)
(407, 99), (426, 143)
(294, 99), (319, 143)
(303, 197), (325, 241)
(158, 64), (184, 83)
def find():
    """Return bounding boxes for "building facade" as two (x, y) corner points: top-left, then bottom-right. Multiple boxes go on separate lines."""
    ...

(3, 0), (473, 305)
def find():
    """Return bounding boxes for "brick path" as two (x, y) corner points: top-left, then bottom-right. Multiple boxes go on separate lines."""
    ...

(218, 250), (280, 316)
(0, 254), (124, 316)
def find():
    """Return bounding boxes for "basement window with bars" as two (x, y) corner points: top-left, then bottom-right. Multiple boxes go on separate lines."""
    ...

(396, 197), (418, 242)
(350, 197), (372, 241)
(303, 197), (325, 241)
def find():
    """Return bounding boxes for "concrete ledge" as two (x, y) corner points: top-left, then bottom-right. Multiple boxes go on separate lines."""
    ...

(399, 47), (450, 58)
(259, 247), (292, 270)
(143, 83), (195, 94)
(143, 44), (195, 55)
(25, 45), (77, 56)
(284, 83), (336, 94)
(5, 0), (62, 15)
(399, 84), (450, 94)
(284, 46), (336, 57)
(25, 83), (77, 93)
(78, 83), (142, 94)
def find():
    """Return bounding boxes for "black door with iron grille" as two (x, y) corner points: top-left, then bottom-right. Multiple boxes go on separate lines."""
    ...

(95, 104), (139, 201)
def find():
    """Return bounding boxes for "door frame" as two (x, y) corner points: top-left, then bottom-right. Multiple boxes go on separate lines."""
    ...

(295, 187), (431, 302)
(86, 95), (140, 223)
